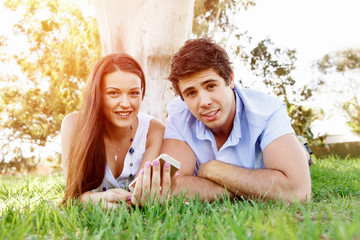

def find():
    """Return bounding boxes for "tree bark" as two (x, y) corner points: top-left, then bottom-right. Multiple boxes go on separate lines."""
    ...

(91, 0), (195, 120)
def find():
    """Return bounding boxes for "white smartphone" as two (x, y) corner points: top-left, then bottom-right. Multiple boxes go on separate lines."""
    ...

(128, 153), (181, 191)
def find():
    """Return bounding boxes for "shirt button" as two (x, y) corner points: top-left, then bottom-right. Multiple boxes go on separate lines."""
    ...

(130, 163), (133, 166)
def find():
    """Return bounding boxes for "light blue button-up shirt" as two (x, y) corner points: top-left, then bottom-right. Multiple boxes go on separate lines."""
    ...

(164, 84), (295, 170)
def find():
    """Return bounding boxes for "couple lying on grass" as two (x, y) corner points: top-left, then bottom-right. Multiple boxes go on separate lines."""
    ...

(61, 37), (312, 208)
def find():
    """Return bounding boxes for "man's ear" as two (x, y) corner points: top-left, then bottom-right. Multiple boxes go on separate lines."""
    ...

(229, 71), (235, 89)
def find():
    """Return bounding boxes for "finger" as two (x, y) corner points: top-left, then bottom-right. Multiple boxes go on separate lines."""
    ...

(102, 200), (117, 211)
(170, 171), (181, 198)
(131, 169), (144, 206)
(125, 198), (134, 210)
(161, 161), (171, 201)
(105, 191), (116, 203)
(120, 192), (132, 203)
(129, 176), (138, 193)
(151, 159), (161, 201)
(107, 189), (132, 203)
(142, 161), (152, 204)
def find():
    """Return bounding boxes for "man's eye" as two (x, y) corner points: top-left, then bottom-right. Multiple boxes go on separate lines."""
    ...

(186, 91), (196, 97)
(207, 84), (216, 89)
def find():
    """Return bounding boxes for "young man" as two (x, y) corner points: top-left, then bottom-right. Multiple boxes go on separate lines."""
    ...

(161, 37), (311, 203)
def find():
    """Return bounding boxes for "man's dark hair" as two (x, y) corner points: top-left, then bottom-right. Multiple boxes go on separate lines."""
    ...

(168, 37), (232, 98)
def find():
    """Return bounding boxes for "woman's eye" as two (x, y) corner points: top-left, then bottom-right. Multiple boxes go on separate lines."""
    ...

(108, 91), (119, 97)
(130, 91), (141, 96)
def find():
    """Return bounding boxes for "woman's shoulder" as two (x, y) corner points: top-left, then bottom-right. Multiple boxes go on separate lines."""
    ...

(149, 117), (165, 132)
(147, 115), (165, 140)
(138, 112), (165, 131)
(61, 112), (80, 163)
(62, 111), (79, 122)
(144, 117), (165, 149)
(61, 112), (80, 135)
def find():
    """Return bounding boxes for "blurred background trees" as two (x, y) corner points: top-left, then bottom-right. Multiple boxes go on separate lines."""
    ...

(247, 38), (321, 142)
(317, 48), (360, 133)
(0, 0), (101, 173)
(0, 0), (327, 173)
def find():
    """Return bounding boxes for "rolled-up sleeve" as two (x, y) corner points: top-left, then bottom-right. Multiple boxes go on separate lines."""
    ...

(259, 104), (295, 151)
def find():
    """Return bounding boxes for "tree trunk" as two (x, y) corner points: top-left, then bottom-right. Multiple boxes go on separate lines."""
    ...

(91, 0), (195, 120)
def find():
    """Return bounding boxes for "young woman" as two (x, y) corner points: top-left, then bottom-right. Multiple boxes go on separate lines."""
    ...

(61, 53), (165, 208)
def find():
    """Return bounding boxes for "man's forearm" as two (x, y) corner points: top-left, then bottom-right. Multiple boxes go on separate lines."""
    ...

(198, 161), (310, 202)
(170, 175), (235, 202)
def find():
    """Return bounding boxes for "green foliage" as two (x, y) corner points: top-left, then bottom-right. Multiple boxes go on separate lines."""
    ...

(193, 0), (255, 38)
(317, 49), (360, 133)
(0, 0), (101, 171)
(248, 38), (322, 143)
(318, 49), (360, 74)
(0, 136), (39, 174)
(193, 0), (255, 60)
(1, 157), (359, 239)
(0, 35), (8, 62)
(249, 38), (297, 98)
(342, 97), (360, 133)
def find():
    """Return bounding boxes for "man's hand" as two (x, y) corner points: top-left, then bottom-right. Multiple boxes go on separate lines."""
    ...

(196, 160), (220, 179)
(196, 160), (242, 198)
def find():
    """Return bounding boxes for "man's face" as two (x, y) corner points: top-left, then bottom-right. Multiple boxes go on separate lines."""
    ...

(178, 68), (236, 134)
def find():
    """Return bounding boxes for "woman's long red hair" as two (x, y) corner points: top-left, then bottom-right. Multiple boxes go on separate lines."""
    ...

(64, 53), (146, 201)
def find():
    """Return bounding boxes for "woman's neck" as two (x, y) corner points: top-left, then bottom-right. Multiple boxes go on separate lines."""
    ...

(104, 117), (138, 142)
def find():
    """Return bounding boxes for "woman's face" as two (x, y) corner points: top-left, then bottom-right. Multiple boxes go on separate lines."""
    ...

(101, 70), (142, 129)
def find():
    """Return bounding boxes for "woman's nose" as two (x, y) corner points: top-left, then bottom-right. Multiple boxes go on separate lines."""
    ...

(118, 94), (130, 108)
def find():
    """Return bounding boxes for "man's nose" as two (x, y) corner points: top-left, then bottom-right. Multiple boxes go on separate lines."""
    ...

(199, 91), (212, 108)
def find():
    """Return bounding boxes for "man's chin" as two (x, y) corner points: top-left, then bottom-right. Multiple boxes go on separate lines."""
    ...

(203, 121), (222, 130)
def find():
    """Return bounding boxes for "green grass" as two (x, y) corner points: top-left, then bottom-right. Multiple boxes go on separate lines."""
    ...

(1, 156), (359, 239)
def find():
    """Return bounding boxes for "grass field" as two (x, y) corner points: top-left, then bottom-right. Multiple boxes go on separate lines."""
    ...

(1, 156), (359, 239)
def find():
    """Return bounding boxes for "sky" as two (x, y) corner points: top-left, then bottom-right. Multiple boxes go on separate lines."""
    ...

(239, 0), (360, 63)
(236, 0), (360, 139)
(1, 0), (360, 140)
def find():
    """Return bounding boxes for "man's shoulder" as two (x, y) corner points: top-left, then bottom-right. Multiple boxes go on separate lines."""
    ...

(164, 97), (199, 142)
(167, 97), (188, 114)
(235, 86), (286, 128)
(166, 97), (196, 126)
(236, 86), (283, 106)
(166, 97), (197, 130)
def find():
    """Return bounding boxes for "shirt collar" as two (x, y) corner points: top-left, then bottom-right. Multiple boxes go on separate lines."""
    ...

(195, 86), (243, 145)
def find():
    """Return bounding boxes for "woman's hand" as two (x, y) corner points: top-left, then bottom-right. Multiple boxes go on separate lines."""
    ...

(131, 159), (175, 207)
(81, 188), (132, 209)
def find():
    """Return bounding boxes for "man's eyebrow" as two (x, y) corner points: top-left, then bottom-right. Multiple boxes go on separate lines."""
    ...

(200, 79), (218, 86)
(182, 79), (219, 95)
(181, 86), (195, 95)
